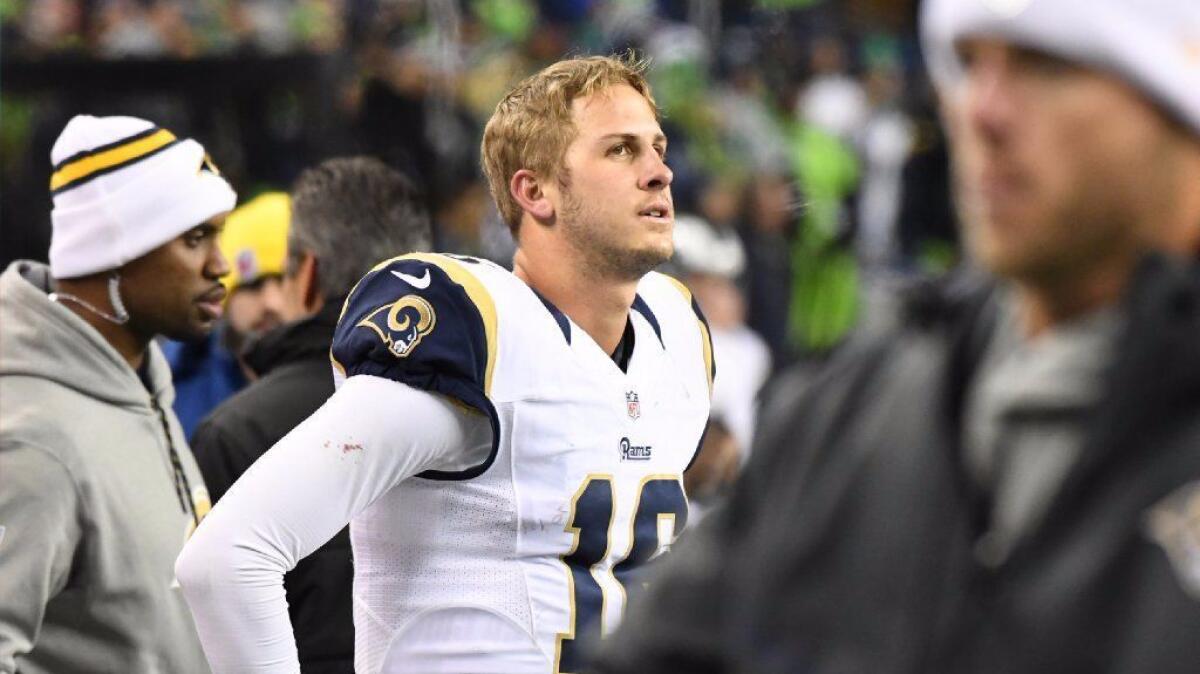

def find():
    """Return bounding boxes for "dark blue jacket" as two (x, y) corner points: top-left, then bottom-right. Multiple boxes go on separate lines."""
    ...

(161, 328), (247, 441)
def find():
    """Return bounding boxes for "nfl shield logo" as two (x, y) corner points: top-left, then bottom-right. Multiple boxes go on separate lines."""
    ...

(626, 391), (641, 420)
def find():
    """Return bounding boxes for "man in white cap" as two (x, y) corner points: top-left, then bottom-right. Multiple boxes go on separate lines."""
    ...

(594, 1), (1200, 673)
(0, 114), (235, 673)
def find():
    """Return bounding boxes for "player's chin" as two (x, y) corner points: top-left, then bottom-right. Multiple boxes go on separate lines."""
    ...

(635, 242), (674, 274)
(637, 235), (673, 263)
(644, 228), (674, 255)
(658, 240), (675, 264)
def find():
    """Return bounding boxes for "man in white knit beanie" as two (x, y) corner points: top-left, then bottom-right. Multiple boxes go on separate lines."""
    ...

(592, 2), (1200, 673)
(0, 114), (235, 673)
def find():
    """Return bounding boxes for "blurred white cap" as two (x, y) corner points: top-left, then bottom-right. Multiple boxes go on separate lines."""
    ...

(922, 0), (1200, 136)
(672, 214), (746, 279)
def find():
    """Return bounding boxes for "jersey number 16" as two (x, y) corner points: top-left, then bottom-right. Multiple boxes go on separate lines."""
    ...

(554, 474), (688, 674)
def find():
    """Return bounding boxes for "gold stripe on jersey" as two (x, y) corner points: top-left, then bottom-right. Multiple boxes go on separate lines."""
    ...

(331, 281), (365, 377)
(50, 128), (178, 192)
(664, 275), (715, 396)
(403, 253), (499, 396)
(330, 348), (347, 378)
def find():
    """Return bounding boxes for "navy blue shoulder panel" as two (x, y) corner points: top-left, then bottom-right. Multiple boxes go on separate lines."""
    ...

(631, 293), (664, 347)
(530, 287), (571, 344)
(689, 295), (717, 387)
(331, 254), (500, 480)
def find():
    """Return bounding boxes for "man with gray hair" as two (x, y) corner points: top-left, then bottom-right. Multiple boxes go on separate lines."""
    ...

(594, 1), (1200, 672)
(189, 156), (432, 674)
(0, 114), (235, 673)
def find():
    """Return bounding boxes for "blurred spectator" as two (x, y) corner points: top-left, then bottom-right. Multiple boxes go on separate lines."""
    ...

(594, 1), (1200, 671)
(787, 92), (862, 354)
(190, 157), (433, 674)
(738, 171), (796, 364)
(708, 30), (791, 175)
(855, 36), (913, 271)
(219, 192), (291, 355)
(672, 214), (771, 505)
(17, 0), (85, 54)
(459, 0), (538, 124)
(783, 35), (866, 356)
(796, 35), (867, 143)
(896, 95), (959, 272)
(353, 40), (475, 206)
(94, 0), (196, 59)
(434, 175), (492, 257)
(163, 191), (291, 439)
(0, 114), (234, 673)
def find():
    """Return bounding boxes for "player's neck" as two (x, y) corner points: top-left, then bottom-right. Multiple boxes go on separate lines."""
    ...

(513, 248), (636, 355)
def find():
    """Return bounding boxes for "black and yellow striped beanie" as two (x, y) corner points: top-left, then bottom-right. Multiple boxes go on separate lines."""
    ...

(49, 114), (237, 279)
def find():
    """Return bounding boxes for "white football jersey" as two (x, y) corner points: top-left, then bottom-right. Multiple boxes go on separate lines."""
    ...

(330, 253), (713, 674)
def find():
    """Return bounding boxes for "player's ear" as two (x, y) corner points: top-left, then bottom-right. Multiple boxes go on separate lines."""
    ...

(510, 169), (554, 222)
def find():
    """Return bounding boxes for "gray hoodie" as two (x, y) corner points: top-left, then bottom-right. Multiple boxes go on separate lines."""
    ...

(0, 261), (211, 674)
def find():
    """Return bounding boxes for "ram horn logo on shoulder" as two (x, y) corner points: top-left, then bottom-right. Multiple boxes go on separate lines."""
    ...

(356, 294), (437, 358)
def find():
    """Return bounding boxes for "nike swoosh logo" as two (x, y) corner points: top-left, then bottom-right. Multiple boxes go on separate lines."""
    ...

(391, 269), (431, 289)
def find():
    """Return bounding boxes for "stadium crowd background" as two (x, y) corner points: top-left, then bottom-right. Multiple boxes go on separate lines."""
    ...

(2, 0), (956, 373)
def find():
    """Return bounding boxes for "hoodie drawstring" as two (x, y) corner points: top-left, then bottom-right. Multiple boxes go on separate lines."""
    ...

(151, 399), (198, 526)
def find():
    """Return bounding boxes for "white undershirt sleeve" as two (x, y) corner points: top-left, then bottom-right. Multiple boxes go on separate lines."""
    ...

(175, 374), (493, 673)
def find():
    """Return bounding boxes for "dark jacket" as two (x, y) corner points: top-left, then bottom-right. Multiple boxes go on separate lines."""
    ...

(191, 300), (351, 674)
(595, 255), (1200, 674)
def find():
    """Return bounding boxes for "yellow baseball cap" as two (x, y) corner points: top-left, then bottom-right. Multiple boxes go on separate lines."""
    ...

(219, 192), (290, 291)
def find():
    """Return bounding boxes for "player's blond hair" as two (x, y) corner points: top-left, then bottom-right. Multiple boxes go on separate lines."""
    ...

(481, 53), (658, 235)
